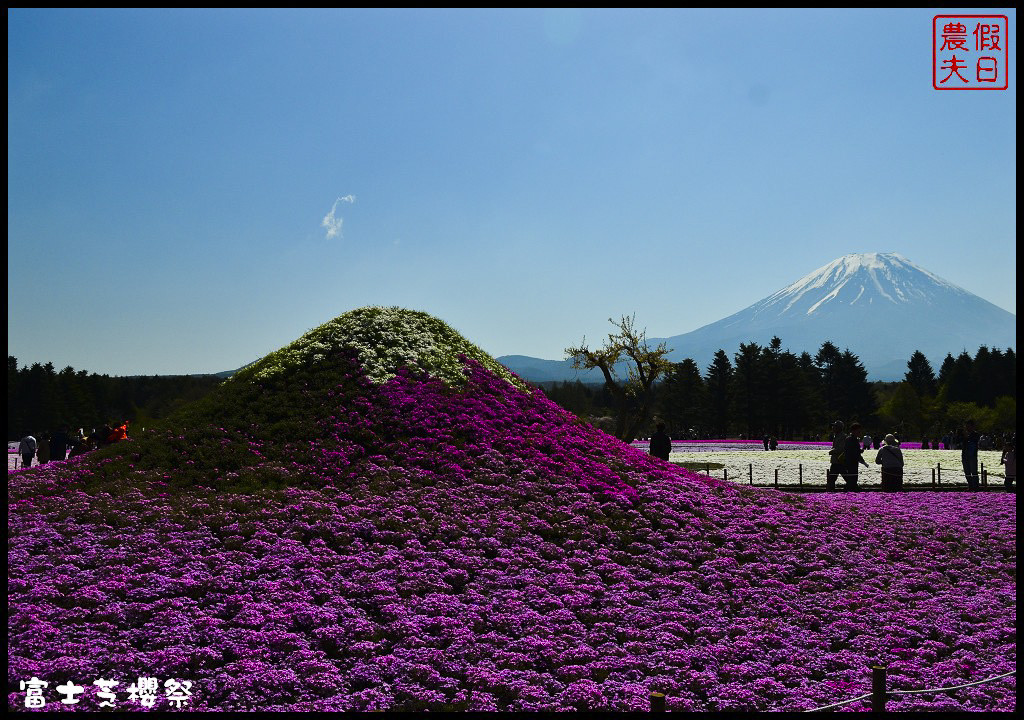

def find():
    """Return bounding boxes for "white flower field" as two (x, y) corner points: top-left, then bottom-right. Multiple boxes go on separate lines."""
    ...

(665, 447), (1006, 487)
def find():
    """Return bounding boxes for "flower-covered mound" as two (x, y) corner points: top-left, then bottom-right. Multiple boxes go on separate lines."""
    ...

(7, 309), (1017, 711)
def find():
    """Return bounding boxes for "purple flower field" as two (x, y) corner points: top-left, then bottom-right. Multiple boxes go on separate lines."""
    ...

(7, 310), (1016, 712)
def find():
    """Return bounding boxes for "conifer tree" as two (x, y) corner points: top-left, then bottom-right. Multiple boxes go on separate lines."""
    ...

(705, 350), (733, 438)
(775, 348), (812, 438)
(942, 351), (974, 403)
(813, 341), (842, 421)
(971, 346), (996, 406)
(761, 338), (784, 435)
(904, 350), (938, 397)
(659, 358), (707, 438)
(731, 342), (765, 438)
(938, 353), (957, 386)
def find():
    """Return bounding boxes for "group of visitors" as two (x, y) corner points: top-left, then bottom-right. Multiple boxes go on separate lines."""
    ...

(827, 421), (877, 491)
(17, 427), (77, 468)
(826, 419), (1016, 493)
(930, 429), (1014, 452)
(16, 421), (130, 469)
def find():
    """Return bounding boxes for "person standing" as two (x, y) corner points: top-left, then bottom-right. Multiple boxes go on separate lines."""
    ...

(827, 421), (845, 490)
(68, 429), (87, 458)
(51, 425), (70, 463)
(999, 439), (1016, 492)
(841, 422), (870, 490)
(875, 434), (905, 491)
(649, 423), (671, 461)
(36, 433), (51, 465)
(961, 420), (981, 490)
(18, 432), (37, 469)
(96, 422), (112, 448)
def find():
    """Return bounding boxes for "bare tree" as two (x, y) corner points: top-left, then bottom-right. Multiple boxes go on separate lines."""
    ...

(565, 314), (673, 442)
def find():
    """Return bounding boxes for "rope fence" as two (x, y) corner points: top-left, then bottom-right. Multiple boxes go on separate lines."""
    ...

(686, 461), (1012, 491)
(646, 666), (1016, 712)
(803, 666), (1017, 712)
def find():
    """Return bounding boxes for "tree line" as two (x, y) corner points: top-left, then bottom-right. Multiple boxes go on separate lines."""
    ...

(9, 337), (1016, 446)
(881, 347), (1016, 442)
(551, 338), (1016, 442)
(7, 356), (223, 440)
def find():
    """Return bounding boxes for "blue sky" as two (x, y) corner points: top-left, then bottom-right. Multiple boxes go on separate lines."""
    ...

(8, 8), (1017, 376)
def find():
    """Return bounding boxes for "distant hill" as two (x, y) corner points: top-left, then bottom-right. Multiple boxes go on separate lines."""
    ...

(499, 253), (1016, 382)
(492, 355), (596, 384)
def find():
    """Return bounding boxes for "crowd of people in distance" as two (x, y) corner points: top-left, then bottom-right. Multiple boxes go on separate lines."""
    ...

(918, 429), (1015, 451)
(16, 421), (130, 469)
(647, 420), (1016, 493)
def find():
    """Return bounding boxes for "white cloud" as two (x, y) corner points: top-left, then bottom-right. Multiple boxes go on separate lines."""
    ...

(321, 195), (356, 239)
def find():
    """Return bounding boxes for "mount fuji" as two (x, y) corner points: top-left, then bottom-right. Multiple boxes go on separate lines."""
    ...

(499, 253), (1016, 382)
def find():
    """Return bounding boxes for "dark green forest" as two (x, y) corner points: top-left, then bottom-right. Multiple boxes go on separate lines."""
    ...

(542, 340), (1016, 441)
(8, 340), (1016, 444)
(8, 357), (223, 440)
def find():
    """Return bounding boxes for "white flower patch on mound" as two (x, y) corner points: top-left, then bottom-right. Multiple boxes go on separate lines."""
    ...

(232, 306), (528, 389)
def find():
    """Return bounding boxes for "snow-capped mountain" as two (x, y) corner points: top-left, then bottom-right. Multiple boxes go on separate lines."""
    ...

(499, 253), (1016, 382)
(743, 253), (974, 322)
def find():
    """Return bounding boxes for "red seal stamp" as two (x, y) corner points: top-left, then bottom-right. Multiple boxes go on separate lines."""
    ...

(933, 15), (1009, 90)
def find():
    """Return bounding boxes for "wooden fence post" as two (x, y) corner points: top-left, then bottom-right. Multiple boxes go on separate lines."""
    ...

(799, 464), (802, 486)
(937, 463), (941, 485)
(774, 468), (779, 488)
(723, 468), (728, 483)
(749, 463), (753, 485)
(981, 463), (986, 486)
(932, 468), (936, 488)
(871, 665), (887, 712)
(650, 692), (666, 712)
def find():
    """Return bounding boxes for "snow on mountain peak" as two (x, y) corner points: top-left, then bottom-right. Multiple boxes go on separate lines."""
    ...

(755, 252), (968, 319)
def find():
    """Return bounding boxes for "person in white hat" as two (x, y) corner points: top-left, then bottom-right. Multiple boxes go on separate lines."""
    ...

(875, 434), (905, 491)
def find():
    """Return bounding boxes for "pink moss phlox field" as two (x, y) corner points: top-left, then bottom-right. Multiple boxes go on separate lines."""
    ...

(7, 357), (1016, 711)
